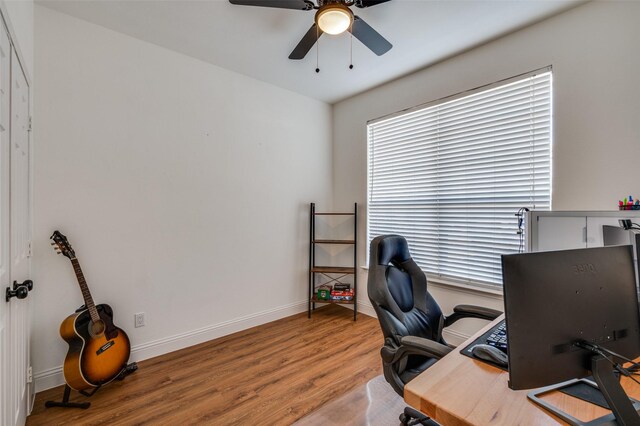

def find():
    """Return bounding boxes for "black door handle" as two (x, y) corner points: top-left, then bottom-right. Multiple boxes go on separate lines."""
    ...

(14, 279), (33, 291)
(6, 280), (34, 302)
(6, 285), (28, 302)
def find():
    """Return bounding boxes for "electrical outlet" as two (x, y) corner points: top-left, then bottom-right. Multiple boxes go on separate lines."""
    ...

(134, 312), (145, 328)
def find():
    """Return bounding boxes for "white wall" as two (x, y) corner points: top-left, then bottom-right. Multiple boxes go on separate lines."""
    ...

(333, 1), (640, 341)
(33, 6), (333, 391)
(1, 0), (33, 80)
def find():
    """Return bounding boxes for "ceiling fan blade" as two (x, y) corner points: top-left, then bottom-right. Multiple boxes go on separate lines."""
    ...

(354, 0), (391, 8)
(349, 16), (392, 56)
(229, 0), (313, 11)
(289, 24), (323, 60)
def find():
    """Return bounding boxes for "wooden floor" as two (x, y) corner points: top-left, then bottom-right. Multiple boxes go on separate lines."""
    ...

(28, 305), (384, 425)
(294, 375), (406, 426)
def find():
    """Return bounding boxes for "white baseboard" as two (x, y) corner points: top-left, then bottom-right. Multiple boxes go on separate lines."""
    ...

(33, 366), (64, 395)
(34, 300), (307, 393)
(357, 300), (376, 318)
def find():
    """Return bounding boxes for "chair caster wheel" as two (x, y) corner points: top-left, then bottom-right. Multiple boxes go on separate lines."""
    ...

(400, 413), (409, 425)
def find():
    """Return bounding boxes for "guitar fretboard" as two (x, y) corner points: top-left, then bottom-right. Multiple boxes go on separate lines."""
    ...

(70, 258), (100, 324)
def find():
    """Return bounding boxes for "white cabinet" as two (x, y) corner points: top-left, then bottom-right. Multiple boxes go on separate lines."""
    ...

(527, 211), (640, 252)
(537, 216), (586, 251)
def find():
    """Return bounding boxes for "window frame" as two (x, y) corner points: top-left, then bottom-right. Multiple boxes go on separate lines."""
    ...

(366, 67), (553, 289)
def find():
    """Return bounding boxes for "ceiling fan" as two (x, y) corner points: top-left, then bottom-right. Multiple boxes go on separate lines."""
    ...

(229, 0), (393, 60)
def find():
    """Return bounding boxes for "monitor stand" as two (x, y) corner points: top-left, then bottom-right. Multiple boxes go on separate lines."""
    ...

(527, 355), (640, 426)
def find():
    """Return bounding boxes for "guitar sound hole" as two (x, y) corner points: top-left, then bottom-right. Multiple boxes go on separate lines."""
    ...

(88, 319), (106, 337)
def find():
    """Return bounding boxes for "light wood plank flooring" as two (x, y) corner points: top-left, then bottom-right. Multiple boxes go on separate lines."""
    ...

(28, 305), (384, 425)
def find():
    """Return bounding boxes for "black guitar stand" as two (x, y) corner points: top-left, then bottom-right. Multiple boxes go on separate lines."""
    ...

(44, 384), (98, 409)
(116, 361), (139, 380)
(44, 362), (138, 409)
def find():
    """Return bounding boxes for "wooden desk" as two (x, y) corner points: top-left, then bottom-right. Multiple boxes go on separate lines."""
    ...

(404, 316), (640, 426)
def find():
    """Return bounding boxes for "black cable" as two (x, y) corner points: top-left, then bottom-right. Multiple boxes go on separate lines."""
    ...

(349, 20), (353, 70)
(515, 207), (529, 253)
(518, 232), (524, 253)
(575, 340), (610, 359)
(575, 341), (640, 385)
(587, 342), (640, 371)
(628, 373), (640, 386)
(315, 25), (320, 73)
(619, 220), (640, 231)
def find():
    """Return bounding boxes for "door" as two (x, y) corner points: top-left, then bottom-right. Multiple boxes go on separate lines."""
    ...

(1, 29), (32, 425)
(0, 17), (11, 426)
(9, 43), (32, 425)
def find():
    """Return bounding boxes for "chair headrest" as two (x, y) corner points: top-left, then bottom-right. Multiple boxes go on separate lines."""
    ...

(374, 234), (411, 266)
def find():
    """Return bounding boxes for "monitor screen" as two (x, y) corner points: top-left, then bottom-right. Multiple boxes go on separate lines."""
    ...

(502, 245), (640, 390)
(603, 225), (634, 246)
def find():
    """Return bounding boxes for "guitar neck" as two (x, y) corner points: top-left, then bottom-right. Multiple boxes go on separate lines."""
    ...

(70, 258), (100, 323)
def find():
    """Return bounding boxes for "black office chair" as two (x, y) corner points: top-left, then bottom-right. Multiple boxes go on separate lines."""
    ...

(368, 234), (501, 425)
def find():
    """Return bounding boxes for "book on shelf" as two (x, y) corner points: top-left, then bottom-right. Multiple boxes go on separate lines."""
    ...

(333, 283), (351, 291)
(330, 289), (355, 301)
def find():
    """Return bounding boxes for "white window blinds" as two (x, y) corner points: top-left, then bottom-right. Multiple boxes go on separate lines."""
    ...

(367, 70), (552, 287)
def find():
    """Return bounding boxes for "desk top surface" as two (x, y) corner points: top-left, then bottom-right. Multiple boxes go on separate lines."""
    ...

(404, 315), (640, 426)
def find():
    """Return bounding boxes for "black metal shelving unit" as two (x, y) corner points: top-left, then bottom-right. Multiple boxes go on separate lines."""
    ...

(308, 202), (357, 321)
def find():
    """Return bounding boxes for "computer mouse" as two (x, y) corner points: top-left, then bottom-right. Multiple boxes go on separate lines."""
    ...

(471, 344), (508, 367)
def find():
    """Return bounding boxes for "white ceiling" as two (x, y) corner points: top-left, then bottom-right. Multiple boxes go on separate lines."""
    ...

(38, 0), (584, 104)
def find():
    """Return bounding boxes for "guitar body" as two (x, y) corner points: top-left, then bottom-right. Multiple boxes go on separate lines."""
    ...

(60, 303), (131, 391)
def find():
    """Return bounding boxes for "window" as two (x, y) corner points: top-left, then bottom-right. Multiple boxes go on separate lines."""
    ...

(367, 69), (551, 287)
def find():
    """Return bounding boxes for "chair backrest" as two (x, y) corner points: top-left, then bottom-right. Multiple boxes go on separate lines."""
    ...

(368, 234), (444, 345)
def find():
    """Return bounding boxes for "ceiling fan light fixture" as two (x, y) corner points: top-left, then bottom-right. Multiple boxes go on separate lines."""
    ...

(315, 4), (353, 35)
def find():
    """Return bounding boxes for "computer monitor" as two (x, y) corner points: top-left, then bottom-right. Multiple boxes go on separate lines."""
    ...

(502, 245), (640, 424)
(603, 225), (634, 246)
(503, 245), (640, 389)
(603, 225), (640, 289)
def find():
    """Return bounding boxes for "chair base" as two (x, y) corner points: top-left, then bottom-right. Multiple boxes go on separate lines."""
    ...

(399, 406), (440, 425)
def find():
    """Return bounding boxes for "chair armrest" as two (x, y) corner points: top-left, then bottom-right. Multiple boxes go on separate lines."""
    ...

(380, 336), (452, 365)
(400, 336), (452, 359)
(444, 304), (502, 327)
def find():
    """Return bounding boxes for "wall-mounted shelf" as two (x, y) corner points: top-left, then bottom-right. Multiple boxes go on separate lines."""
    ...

(308, 202), (357, 321)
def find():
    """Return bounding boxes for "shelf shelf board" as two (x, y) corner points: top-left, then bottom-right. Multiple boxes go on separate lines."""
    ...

(314, 212), (355, 216)
(310, 296), (355, 305)
(312, 239), (355, 245)
(311, 266), (355, 274)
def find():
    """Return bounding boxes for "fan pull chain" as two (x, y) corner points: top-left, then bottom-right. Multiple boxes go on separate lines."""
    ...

(349, 21), (354, 70)
(315, 25), (320, 73)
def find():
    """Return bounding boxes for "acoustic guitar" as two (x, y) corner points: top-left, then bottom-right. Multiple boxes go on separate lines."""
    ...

(51, 230), (131, 391)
